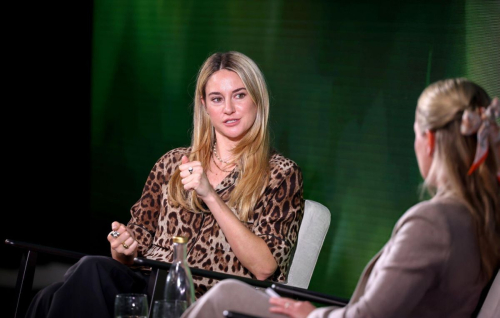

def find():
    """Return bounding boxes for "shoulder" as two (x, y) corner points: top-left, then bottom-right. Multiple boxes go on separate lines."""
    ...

(399, 196), (470, 226)
(269, 151), (301, 176)
(156, 147), (191, 166)
(395, 196), (472, 243)
(151, 147), (191, 176)
(266, 151), (303, 192)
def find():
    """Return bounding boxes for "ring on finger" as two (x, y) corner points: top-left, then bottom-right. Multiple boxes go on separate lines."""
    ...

(110, 231), (120, 238)
(122, 242), (129, 249)
(188, 166), (193, 174)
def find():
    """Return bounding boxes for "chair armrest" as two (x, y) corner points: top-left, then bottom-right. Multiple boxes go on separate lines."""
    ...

(133, 257), (349, 307)
(271, 284), (348, 307)
(5, 239), (87, 259)
(5, 240), (347, 318)
(223, 310), (263, 318)
(134, 257), (273, 289)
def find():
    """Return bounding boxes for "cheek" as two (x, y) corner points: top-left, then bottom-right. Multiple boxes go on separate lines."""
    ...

(414, 137), (424, 166)
(245, 103), (258, 121)
(206, 106), (220, 118)
(249, 108), (258, 123)
(415, 134), (424, 154)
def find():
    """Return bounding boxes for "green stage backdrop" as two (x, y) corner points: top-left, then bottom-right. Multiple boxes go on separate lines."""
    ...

(91, 0), (499, 299)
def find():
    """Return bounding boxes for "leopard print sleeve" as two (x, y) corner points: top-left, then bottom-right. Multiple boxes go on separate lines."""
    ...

(126, 148), (188, 256)
(252, 154), (304, 281)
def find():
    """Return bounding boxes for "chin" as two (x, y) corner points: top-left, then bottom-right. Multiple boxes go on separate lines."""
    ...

(226, 135), (245, 142)
(219, 129), (250, 141)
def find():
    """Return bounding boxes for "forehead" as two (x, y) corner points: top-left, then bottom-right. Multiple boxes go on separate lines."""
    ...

(205, 69), (244, 92)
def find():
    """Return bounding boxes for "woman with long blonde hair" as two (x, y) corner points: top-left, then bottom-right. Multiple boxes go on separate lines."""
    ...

(181, 78), (500, 318)
(26, 51), (304, 318)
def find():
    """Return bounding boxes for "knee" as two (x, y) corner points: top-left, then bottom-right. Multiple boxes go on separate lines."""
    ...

(79, 255), (111, 266)
(37, 281), (64, 299)
(78, 255), (112, 269)
(210, 279), (250, 297)
(188, 280), (257, 317)
(66, 255), (116, 276)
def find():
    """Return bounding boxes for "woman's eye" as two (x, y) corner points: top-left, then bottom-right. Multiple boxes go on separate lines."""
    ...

(235, 93), (245, 99)
(212, 97), (222, 103)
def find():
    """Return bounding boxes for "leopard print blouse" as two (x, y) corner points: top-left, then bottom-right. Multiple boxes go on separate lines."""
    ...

(127, 147), (304, 297)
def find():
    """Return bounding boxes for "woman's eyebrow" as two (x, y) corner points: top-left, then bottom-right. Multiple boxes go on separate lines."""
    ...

(208, 87), (246, 96)
(232, 87), (246, 93)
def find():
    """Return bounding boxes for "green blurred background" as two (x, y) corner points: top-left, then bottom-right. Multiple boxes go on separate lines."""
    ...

(90, 0), (499, 298)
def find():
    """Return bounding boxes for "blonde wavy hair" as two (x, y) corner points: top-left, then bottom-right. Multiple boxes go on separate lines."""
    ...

(168, 51), (271, 222)
(416, 78), (500, 279)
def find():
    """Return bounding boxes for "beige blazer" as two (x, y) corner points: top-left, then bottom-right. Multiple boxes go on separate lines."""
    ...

(309, 196), (487, 318)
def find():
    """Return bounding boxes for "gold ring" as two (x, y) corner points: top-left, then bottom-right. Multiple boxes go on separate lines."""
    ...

(122, 243), (129, 249)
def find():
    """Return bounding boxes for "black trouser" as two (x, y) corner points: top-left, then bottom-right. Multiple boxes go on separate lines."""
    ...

(26, 255), (149, 318)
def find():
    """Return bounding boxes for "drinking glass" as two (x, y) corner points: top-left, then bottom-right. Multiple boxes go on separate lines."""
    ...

(152, 300), (188, 318)
(114, 293), (149, 318)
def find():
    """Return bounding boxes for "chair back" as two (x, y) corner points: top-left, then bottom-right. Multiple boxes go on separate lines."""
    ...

(477, 269), (500, 318)
(285, 199), (331, 289)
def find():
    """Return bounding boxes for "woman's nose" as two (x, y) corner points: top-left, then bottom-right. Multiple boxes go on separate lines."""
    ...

(223, 100), (235, 114)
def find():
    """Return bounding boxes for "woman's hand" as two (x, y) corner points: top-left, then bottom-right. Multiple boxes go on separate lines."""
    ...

(179, 155), (214, 199)
(269, 297), (316, 318)
(107, 221), (138, 264)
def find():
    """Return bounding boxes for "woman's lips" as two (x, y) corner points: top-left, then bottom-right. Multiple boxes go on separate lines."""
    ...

(224, 119), (240, 126)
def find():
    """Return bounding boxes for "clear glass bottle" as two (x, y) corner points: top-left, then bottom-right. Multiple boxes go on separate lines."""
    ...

(164, 236), (195, 307)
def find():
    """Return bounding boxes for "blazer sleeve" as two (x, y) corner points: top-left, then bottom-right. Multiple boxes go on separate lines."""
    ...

(308, 202), (451, 318)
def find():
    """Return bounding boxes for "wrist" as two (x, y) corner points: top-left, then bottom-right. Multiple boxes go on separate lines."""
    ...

(120, 253), (136, 266)
(200, 188), (218, 204)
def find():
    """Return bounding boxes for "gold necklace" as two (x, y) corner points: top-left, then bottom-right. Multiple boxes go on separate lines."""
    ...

(213, 142), (231, 164)
(212, 156), (234, 173)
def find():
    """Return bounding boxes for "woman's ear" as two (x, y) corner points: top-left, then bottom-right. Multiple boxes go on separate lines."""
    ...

(426, 129), (435, 156)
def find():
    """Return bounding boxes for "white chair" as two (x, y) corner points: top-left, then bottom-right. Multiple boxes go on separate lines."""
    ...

(285, 199), (331, 289)
(477, 269), (500, 318)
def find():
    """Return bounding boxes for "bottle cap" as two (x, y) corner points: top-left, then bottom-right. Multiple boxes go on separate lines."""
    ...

(173, 236), (188, 244)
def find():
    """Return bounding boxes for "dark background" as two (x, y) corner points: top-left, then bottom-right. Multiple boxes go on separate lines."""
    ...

(3, 1), (499, 318)
(6, 3), (92, 250)
(3, 2), (93, 315)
